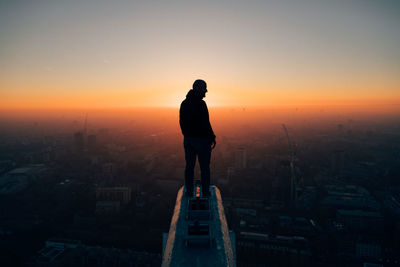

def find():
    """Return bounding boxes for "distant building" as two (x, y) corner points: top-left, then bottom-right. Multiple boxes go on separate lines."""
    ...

(90, 155), (99, 165)
(95, 187), (131, 204)
(28, 238), (161, 266)
(73, 131), (85, 151)
(235, 208), (257, 217)
(154, 178), (181, 192)
(29, 238), (81, 265)
(97, 128), (110, 143)
(87, 134), (97, 151)
(331, 150), (345, 174)
(337, 123), (344, 132)
(236, 232), (312, 266)
(0, 164), (46, 194)
(218, 167), (233, 185)
(336, 209), (384, 232)
(45, 238), (81, 250)
(321, 185), (380, 211)
(375, 191), (400, 218)
(0, 160), (15, 175)
(278, 216), (316, 236)
(296, 186), (317, 211)
(227, 166), (234, 180)
(363, 263), (383, 267)
(356, 242), (381, 260)
(102, 163), (116, 178)
(223, 197), (264, 209)
(96, 200), (120, 215)
(235, 148), (247, 170)
(135, 194), (145, 208)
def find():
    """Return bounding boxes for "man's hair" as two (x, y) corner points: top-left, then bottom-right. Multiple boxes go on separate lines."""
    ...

(193, 79), (207, 91)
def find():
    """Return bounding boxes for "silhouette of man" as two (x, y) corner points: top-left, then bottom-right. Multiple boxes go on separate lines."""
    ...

(180, 79), (216, 197)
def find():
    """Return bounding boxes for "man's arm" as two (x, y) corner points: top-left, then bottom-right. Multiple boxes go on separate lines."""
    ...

(179, 102), (187, 136)
(202, 101), (216, 148)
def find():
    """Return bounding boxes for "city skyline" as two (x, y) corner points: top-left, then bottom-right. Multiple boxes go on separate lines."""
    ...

(1, 2), (400, 265)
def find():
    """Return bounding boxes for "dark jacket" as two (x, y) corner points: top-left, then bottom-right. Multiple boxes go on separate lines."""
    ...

(179, 89), (216, 141)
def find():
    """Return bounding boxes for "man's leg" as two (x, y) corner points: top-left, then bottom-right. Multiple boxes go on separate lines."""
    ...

(198, 139), (211, 196)
(184, 138), (196, 197)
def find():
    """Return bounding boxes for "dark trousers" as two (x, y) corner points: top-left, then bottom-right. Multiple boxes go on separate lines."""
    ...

(184, 137), (211, 196)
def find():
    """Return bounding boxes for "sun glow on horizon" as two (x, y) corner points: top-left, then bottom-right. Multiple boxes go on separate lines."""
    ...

(1, 1), (399, 110)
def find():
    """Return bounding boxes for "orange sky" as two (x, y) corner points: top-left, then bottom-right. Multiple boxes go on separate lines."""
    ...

(1, 1), (399, 110)
(1, 79), (398, 109)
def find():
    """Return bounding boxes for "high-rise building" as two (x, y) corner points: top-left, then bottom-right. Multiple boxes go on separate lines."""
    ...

(87, 134), (97, 151)
(235, 148), (247, 170)
(331, 150), (345, 174)
(73, 132), (84, 151)
(219, 166), (234, 185)
(95, 187), (132, 204)
(102, 162), (116, 178)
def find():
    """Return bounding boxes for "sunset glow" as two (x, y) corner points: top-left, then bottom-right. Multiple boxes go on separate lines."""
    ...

(1, 1), (399, 110)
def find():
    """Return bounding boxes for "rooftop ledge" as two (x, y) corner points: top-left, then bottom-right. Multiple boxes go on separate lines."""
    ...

(162, 185), (236, 267)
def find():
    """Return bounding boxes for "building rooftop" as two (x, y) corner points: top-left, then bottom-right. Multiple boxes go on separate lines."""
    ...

(322, 195), (380, 211)
(8, 164), (46, 175)
(337, 209), (383, 218)
(162, 185), (236, 267)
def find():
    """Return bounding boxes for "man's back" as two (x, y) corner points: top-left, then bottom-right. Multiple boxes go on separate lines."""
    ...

(180, 89), (215, 140)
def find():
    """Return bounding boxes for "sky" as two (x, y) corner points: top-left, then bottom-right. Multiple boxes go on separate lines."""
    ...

(0, 0), (399, 109)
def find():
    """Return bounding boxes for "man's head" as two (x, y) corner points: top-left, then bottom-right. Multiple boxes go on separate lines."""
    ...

(193, 79), (207, 98)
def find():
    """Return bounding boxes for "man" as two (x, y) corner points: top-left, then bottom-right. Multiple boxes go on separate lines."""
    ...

(179, 79), (216, 197)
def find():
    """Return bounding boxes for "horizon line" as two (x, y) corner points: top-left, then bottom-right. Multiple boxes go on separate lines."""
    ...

(1, 103), (400, 111)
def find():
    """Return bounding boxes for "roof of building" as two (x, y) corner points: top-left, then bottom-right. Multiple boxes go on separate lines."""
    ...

(162, 185), (235, 267)
(337, 209), (383, 218)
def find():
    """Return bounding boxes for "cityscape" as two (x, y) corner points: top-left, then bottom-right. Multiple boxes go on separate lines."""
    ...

(1, 1), (400, 265)
(0, 106), (399, 266)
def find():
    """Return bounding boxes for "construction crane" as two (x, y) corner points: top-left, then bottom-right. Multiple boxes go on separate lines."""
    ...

(282, 124), (297, 208)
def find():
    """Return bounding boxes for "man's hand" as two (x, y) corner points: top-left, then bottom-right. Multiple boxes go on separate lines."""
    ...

(211, 139), (216, 149)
